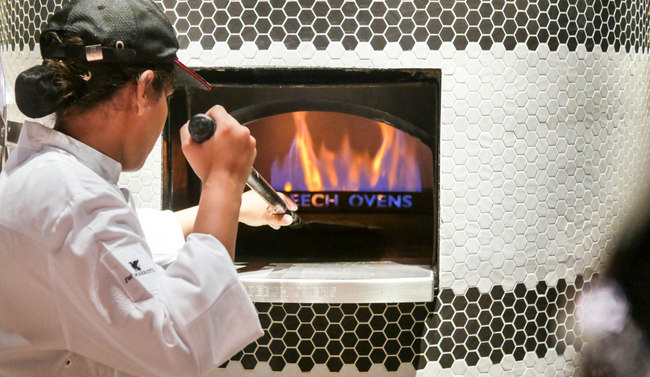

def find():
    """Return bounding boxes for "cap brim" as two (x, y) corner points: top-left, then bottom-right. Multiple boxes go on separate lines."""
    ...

(173, 60), (211, 90)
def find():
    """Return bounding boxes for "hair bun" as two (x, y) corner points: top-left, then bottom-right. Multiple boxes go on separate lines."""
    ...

(15, 64), (62, 118)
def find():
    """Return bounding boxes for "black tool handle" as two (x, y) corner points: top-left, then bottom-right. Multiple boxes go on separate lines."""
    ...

(187, 114), (215, 143)
(188, 114), (300, 224)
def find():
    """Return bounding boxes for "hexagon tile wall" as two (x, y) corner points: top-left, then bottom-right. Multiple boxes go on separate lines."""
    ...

(2, 1), (650, 376)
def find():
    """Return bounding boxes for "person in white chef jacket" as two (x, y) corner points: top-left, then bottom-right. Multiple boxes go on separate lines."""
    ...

(0, 1), (297, 376)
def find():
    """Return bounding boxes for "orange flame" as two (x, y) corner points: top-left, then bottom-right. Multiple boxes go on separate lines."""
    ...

(293, 112), (323, 190)
(271, 112), (421, 192)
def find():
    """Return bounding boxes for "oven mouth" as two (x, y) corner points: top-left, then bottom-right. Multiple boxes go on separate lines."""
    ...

(164, 67), (440, 302)
(239, 109), (434, 266)
(246, 111), (432, 192)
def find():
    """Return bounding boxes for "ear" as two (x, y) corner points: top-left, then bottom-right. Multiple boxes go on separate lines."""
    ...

(135, 70), (155, 115)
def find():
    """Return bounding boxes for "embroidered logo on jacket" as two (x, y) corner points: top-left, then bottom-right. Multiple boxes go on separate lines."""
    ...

(124, 259), (155, 284)
(129, 260), (141, 271)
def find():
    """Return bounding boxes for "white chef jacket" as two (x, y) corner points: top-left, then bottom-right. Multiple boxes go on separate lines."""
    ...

(0, 121), (263, 377)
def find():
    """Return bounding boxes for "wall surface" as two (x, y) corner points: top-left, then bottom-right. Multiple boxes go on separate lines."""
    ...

(2, 1), (650, 376)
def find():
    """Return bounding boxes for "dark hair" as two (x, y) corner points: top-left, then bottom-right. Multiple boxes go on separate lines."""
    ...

(15, 30), (175, 119)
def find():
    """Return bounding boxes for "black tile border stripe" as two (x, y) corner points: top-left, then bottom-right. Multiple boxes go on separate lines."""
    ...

(223, 275), (594, 372)
(2, 0), (648, 53)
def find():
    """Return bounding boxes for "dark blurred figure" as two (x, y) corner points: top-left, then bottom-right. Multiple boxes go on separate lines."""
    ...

(578, 187), (650, 377)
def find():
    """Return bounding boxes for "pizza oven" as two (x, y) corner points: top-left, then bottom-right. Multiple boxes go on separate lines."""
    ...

(164, 68), (439, 303)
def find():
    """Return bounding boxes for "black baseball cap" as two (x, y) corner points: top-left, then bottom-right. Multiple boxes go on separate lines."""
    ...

(39, 0), (210, 91)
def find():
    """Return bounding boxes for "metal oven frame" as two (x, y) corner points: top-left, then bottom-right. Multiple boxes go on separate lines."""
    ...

(163, 68), (441, 303)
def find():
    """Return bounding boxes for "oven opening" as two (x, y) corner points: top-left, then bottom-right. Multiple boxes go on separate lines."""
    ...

(261, 111), (427, 193)
(237, 110), (434, 266)
(164, 68), (440, 300)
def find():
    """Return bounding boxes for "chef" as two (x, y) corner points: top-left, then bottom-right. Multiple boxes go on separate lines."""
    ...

(0, 0), (295, 376)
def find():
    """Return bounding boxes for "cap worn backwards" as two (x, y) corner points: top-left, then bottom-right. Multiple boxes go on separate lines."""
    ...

(40, 0), (210, 90)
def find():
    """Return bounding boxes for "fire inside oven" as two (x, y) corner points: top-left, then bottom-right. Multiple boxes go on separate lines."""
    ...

(164, 68), (440, 267)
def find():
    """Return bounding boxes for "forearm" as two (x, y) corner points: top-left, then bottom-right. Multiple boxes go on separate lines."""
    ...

(193, 178), (243, 260)
(176, 191), (297, 240)
(174, 206), (198, 239)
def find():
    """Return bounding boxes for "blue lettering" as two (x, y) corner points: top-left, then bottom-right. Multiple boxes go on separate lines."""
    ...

(349, 194), (363, 207)
(402, 195), (412, 208)
(291, 193), (412, 209)
(363, 194), (376, 206)
(311, 194), (325, 207)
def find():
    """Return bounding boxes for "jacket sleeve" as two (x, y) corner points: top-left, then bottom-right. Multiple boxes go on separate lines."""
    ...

(136, 208), (185, 268)
(49, 187), (262, 377)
